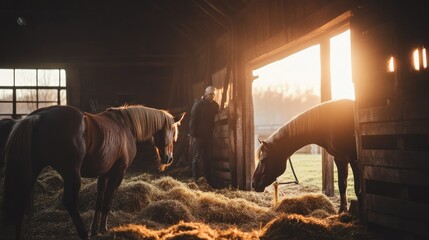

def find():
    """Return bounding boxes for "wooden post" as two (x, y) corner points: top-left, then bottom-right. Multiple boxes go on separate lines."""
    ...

(320, 38), (334, 197)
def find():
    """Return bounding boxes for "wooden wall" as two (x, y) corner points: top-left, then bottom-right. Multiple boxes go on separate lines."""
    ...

(351, 1), (429, 239)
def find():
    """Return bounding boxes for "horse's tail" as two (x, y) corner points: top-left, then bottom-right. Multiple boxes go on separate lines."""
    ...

(0, 119), (16, 170)
(2, 115), (40, 225)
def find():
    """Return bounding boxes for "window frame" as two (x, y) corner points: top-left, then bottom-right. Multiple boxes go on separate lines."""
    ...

(0, 68), (67, 119)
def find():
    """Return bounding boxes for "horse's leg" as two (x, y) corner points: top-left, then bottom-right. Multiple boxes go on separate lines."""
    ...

(349, 159), (362, 211)
(62, 173), (88, 240)
(98, 171), (125, 233)
(335, 157), (349, 212)
(90, 176), (107, 236)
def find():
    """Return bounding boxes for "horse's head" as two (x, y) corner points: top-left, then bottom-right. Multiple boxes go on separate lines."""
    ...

(252, 140), (287, 192)
(155, 112), (185, 172)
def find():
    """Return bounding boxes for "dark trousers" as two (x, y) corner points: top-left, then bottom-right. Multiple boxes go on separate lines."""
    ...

(191, 137), (213, 180)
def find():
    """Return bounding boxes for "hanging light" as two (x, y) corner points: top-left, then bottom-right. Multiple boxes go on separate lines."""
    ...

(413, 48), (420, 71)
(388, 56), (395, 72)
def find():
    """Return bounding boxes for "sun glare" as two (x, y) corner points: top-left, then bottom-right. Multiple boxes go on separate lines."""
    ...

(253, 30), (354, 101)
(330, 30), (354, 100)
(252, 45), (321, 98)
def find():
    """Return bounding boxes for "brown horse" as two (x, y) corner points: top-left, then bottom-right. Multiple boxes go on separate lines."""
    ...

(252, 99), (360, 212)
(2, 105), (185, 239)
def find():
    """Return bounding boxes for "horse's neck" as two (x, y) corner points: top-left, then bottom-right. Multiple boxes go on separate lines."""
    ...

(269, 113), (323, 158)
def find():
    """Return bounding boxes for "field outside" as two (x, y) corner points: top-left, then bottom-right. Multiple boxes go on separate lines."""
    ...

(271, 153), (357, 208)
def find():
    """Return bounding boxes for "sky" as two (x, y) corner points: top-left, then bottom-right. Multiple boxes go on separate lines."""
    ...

(252, 30), (354, 101)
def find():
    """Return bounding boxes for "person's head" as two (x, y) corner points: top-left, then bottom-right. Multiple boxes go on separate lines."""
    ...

(204, 86), (216, 101)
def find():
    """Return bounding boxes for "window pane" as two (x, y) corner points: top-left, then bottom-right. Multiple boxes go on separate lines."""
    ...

(38, 69), (60, 86)
(0, 89), (13, 101)
(38, 89), (57, 101)
(0, 103), (12, 114)
(39, 102), (57, 108)
(15, 69), (36, 86)
(60, 69), (66, 87)
(0, 69), (14, 86)
(17, 102), (37, 114)
(60, 89), (67, 105)
(0, 115), (13, 120)
(17, 89), (37, 101)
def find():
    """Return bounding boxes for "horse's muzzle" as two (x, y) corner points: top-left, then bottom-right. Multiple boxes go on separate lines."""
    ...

(252, 180), (266, 192)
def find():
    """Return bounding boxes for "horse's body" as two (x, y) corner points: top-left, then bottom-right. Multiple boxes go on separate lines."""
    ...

(2, 105), (184, 239)
(0, 118), (17, 169)
(252, 99), (360, 212)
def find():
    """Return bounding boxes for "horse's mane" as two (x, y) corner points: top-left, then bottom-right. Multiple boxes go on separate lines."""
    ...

(110, 105), (177, 142)
(256, 99), (353, 160)
(269, 103), (323, 142)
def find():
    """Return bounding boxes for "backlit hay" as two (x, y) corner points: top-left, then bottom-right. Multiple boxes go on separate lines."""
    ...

(164, 186), (199, 208)
(274, 193), (336, 215)
(260, 214), (335, 240)
(197, 192), (274, 225)
(96, 221), (259, 240)
(114, 181), (163, 212)
(143, 200), (195, 224)
(152, 176), (187, 191)
(0, 167), (380, 240)
(96, 224), (159, 240)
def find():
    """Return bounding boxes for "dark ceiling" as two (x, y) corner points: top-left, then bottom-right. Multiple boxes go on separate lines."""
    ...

(0, 0), (253, 65)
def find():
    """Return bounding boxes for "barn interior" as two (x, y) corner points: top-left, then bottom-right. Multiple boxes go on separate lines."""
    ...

(1, 0), (428, 239)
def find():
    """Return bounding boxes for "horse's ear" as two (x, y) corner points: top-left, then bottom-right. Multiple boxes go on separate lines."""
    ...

(258, 138), (262, 144)
(261, 140), (270, 150)
(174, 112), (186, 124)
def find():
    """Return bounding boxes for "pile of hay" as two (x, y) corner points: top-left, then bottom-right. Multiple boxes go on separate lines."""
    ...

(0, 167), (380, 240)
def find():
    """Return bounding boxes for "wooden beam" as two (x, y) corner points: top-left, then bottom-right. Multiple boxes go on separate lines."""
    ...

(320, 37), (334, 197)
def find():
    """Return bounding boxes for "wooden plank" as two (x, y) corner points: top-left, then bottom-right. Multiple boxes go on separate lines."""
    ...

(212, 170), (231, 181)
(360, 120), (429, 135)
(366, 194), (429, 222)
(367, 211), (429, 239)
(212, 147), (229, 159)
(359, 106), (401, 123)
(213, 130), (229, 138)
(364, 166), (429, 186)
(214, 110), (228, 121)
(362, 150), (429, 170)
(359, 101), (429, 123)
(212, 159), (230, 170)
(228, 100), (237, 187)
(214, 124), (229, 133)
(402, 100), (429, 120)
(235, 101), (244, 189)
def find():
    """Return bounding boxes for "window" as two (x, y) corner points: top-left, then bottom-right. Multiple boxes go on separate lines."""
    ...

(0, 69), (67, 119)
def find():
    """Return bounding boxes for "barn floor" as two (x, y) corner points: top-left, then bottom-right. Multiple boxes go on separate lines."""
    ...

(0, 166), (382, 240)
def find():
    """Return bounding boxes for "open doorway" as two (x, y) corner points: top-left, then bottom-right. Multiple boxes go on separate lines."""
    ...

(252, 29), (356, 200)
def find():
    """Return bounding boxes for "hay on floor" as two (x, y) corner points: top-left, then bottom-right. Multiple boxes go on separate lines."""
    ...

(0, 167), (381, 240)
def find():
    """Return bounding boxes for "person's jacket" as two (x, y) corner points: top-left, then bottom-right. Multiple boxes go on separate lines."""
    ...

(189, 97), (219, 138)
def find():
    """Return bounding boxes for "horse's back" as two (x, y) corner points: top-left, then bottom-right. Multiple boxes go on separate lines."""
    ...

(320, 99), (356, 159)
(30, 106), (86, 167)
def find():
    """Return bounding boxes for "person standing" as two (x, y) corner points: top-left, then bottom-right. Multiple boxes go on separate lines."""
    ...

(189, 86), (219, 181)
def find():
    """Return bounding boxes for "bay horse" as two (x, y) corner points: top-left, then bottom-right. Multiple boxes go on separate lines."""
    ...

(2, 105), (185, 239)
(252, 99), (360, 213)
